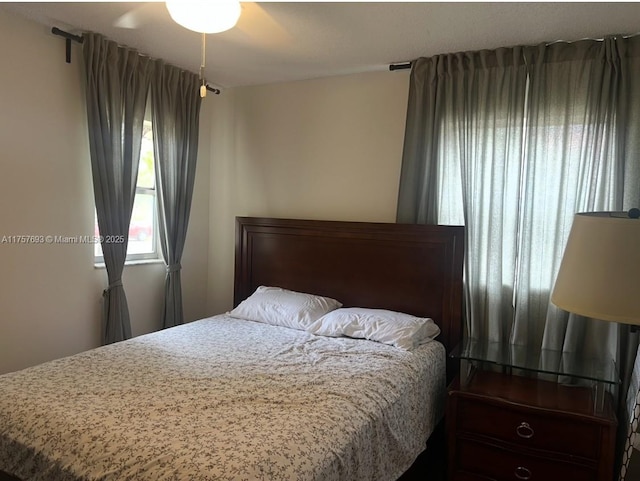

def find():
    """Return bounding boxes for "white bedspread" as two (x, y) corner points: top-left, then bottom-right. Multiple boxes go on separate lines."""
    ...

(0, 315), (445, 481)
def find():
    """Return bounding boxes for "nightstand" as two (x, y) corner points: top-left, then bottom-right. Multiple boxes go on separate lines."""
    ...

(447, 340), (619, 481)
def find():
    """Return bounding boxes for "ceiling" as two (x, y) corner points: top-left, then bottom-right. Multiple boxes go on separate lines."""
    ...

(3, 2), (640, 89)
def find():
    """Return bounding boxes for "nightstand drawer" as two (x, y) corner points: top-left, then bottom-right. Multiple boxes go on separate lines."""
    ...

(457, 396), (600, 459)
(455, 437), (598, 481)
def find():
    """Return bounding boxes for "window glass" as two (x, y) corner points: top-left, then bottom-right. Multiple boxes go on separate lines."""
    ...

(94, 120), (158, 262)
(137, 122), (155, 189)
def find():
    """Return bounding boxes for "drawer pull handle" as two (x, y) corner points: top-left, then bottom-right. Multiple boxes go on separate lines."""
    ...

(514, 466), (532, 480)
(516, 422), (534, 439)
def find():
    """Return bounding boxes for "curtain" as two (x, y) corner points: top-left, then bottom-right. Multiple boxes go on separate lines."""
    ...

(520, 39), (638, 356)
(83, 33), (152, 345)
(150, 61), (202, 329)
(398, 47), (530, 343)
(397, 35), (640, 477)
(397, 35), (640, 354)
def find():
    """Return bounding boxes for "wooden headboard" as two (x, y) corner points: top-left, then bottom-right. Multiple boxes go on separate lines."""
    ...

(234, 217), (464, 355)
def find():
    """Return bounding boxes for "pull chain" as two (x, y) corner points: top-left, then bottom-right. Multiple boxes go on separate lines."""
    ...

(200, 32), (207, 98)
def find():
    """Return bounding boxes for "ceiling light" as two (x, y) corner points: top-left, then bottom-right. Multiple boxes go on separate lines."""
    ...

(165, 0), (241, 34)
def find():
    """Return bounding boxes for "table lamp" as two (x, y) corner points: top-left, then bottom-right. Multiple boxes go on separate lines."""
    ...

(551, 210), (640, 481)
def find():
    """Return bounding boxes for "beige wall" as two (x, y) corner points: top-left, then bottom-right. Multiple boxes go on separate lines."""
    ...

(207, 70), (411, 314)
(0, 10), (211, 374)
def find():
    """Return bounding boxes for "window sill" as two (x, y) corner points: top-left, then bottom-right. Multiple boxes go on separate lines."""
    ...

(94, 258), (164, 269)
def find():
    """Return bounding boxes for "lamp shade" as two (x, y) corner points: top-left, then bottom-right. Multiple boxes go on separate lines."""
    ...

(165, 0), (241, 34)
(551, 211), (640, 324)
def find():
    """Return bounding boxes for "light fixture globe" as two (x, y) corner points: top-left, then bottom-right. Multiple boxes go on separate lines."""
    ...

(165, 0), (241, 34)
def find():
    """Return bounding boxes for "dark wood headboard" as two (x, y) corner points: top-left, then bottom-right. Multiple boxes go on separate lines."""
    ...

(234, 217), (464, 355)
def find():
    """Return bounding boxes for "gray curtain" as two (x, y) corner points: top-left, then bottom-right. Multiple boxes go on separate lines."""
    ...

(397, 34), (640, 477)
(397, 47), (529, 343)
(83, 33), (152, 344)
(150, 61), (202, 329)
(397, 35), (640, 356)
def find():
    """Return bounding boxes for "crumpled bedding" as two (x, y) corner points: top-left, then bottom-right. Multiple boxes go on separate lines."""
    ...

(0, 315), (445, 481)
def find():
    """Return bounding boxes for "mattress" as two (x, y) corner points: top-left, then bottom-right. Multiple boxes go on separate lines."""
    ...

(0, 315), (445, 481)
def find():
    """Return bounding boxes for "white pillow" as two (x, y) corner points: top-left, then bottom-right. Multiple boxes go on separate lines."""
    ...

(228, 286), (342, 331)
(307, 307), (440, 350)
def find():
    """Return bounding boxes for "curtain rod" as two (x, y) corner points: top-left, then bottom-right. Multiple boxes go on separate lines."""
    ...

(389, 62), (412, 71)
(51, 27), (221, 95)
(52, 27), (83, 63)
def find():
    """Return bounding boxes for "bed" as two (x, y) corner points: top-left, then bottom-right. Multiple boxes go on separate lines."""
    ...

(0, 217), (464, 481)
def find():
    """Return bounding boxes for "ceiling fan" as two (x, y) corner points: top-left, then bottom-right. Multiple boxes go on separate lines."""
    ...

(113, 1), (292, 48)
(113, 1), (292, 97)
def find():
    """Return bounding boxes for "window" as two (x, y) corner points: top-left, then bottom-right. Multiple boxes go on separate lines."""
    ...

(94, 120), (159, 263)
